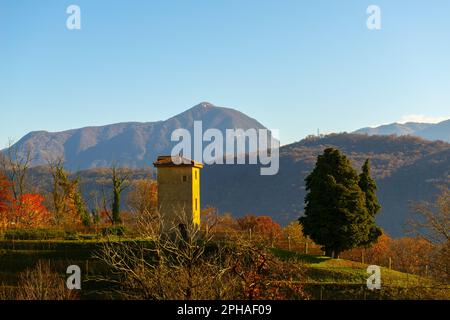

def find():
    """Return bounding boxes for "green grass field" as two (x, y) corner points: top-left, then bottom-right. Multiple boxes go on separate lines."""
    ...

(272, 248), (450, 299)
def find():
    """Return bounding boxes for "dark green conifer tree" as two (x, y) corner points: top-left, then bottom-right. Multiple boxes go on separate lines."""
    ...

(299, 148), (378, 258)
(358, 159), (382, 246)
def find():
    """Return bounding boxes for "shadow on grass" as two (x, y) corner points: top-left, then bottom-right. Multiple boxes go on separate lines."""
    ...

(270, 248), (331, 264)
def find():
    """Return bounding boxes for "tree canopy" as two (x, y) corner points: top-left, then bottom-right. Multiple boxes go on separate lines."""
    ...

(299, 148), (381, 257)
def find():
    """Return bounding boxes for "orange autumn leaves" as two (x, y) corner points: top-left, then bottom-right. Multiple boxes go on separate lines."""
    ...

(237, 214), (282, 241)
(341, 233), (436, 274)
(0, 174), (51, 229)
(11, 194), (52, 228)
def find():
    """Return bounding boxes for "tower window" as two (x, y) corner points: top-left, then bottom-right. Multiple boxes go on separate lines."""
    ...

(195, 171), (197, 180)
(195, 198), (198, 211)
(182, 175), (187, 182)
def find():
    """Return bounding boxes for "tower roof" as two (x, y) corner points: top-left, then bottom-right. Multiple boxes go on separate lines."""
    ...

(153, 155), (203, 168)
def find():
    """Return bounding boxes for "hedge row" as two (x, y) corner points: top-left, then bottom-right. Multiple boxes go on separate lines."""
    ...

(0, 226), (128, 241)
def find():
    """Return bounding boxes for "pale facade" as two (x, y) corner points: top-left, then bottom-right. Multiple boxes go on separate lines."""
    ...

(153, 156), (203, 226)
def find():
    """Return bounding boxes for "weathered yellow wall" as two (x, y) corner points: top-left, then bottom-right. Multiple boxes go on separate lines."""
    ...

(157, 166), (200, 226)
(191, 167), (200, 225)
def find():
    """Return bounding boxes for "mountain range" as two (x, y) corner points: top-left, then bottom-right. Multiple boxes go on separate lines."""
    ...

(4, 102), (450, 237)
(24, 133), (449, 237)
(353, 120), (450, 142)
(4, 102), (267, 171)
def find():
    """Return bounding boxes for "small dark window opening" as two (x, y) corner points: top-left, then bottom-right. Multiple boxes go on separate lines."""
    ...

(183, 175), (187, 182)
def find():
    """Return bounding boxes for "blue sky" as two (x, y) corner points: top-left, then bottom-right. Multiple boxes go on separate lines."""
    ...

(1, 0), (449, 147)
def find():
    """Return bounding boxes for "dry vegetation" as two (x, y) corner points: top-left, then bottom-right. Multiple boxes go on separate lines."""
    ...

(96, 210), (308, 300)
(0, 261), (79, 300)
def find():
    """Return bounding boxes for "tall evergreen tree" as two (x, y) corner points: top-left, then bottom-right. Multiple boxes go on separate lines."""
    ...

(358, 159), (382, 246)
(299, 148), (376, 258)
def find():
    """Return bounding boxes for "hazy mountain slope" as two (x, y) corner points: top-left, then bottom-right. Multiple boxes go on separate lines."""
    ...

(417, 119), (450, 142)
(354, 122), (433, 136)
(4, 102), (268, 171)
(376, 148), (450, 236)
(201, 134), (450, 237)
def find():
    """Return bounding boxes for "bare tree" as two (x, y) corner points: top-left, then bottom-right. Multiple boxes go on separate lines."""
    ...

(96, 210), (308, 300)
(47, 158), (89, 228)
(48, 158), (65, 225)
(409, 185), (449, 244)
(0, 261), (79, 300)
(89, 186), (113, 226)
(127, 178), (157, 217)
(97, 210), (223, 299)
(0, 139), (31, 200)
(409, 185), (450, 282)
(111, 166), (130, 224)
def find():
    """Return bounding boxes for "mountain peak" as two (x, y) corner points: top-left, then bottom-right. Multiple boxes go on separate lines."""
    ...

(6, 102), (268, 170)
(192, 101), (216, 109)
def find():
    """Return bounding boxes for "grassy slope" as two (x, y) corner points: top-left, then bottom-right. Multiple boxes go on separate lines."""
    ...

(272, 248), (450, 300)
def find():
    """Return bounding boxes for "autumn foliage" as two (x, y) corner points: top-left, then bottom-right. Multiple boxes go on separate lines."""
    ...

(389, 237), (434, 274)
(11, 194), (52, 228)
(340, 232), (438, 276)
(0, 173), (52, 229)
(340, 233), (391, 266)
(237, 214), (282, 242)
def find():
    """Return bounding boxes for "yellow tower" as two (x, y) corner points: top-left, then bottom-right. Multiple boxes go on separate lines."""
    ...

(153, 155), (203, 226)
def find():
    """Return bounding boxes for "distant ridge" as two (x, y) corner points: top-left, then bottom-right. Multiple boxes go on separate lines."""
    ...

(354, 119), (450, 142)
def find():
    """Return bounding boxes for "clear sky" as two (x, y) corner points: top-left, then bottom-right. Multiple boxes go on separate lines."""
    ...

(1, 0), (449, 147)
